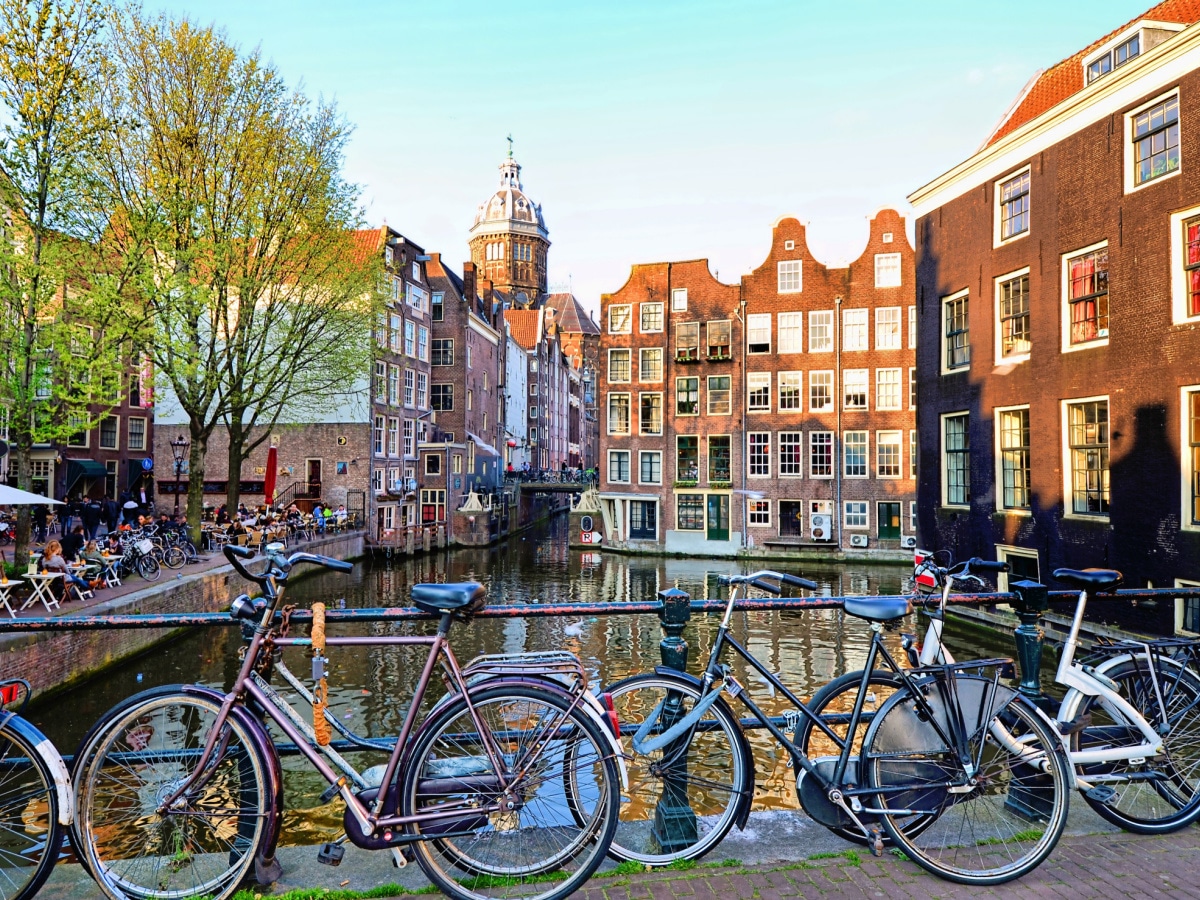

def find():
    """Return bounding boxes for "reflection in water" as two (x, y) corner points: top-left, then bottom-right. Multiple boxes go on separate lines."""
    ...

(36, 515), (1007, 845)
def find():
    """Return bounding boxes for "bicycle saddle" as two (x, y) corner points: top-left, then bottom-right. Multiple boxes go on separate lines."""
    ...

(411, 582), (487, 616)
(1052, 568), (1123, 592)
(843, 596), (911, 622)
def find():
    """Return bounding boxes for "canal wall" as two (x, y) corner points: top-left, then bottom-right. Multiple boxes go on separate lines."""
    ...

(0, 531), (365, 701)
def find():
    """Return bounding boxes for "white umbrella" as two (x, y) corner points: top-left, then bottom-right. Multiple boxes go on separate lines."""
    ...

(123, 500), (139, 510)
(0, 485), (62, 506)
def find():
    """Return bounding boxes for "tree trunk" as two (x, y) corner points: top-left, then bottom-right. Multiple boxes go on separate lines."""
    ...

(11, 441), (33, 571)
(225, 422), (244, 514)
(185, 428), (208, 547)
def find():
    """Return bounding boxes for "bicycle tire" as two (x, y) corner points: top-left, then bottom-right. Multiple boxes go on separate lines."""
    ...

(73, 691), (269, 900)
(162, 546), (186, 569)
(0, 715), (63, 900)
(862, 676), (1069, 885)
(1073, 656), (1200, 833)
(136, 555), (160, 581)
(401, 683), (619, 900)
(600, 673), (748, 865)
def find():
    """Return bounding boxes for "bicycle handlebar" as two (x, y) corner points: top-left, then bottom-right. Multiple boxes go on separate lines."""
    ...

(718, 570), (818, 591)
(223, 545), (354, 589)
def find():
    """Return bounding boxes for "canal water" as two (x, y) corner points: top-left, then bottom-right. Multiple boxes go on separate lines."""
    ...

(31, 515), (1010, 845)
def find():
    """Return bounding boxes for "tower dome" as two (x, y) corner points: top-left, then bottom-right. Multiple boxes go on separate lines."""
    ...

(468, 145), (550, 306)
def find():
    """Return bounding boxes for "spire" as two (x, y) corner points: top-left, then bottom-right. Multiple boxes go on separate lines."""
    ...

(506, 133), (513, 158)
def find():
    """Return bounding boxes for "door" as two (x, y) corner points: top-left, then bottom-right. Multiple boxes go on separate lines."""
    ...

(878, 502), (901, 540)
(706, 494), (729, 541)
(779, 501), (804, 537)
(306, 459), (323, 496)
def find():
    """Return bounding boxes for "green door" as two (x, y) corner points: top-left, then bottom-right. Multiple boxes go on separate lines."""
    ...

(878, 502), (901, 541)
(706, 495), (729, 541)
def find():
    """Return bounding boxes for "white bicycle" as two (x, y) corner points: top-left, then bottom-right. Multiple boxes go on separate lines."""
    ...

(811, 555), (1200, 837)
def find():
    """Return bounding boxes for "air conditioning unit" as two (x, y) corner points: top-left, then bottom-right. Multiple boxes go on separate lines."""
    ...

(901, 535), (917, 549)
(810, 514), (832, 541)
(849, 534), (869, 548)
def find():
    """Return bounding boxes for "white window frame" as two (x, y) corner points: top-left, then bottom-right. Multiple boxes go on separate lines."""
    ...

(843, 431), (868, 479)
(809, 370), (833, 412)
(843, 369), (868, 411)
(875, 368), (901, 411)
(874, 254), (902, 288)
(809, 431), (833, 479)
(994, 404), (1033, 515)
(639, 347), (664, 383)
(1175, 578), (1200, 636)
(909, 367), (917, 410)
(1061, 240), (1110, 353)
(707, 376), (731, 416)
(777, 259), (802, 293)
(1169, 203), (1200, 325)
(994, 266), (1032, 364)
(876, 430), (902, 479)
(842, 308), (868, 351)
(1061, 395), (1110, 520)
(1182, 385), (1200, 532)
(908, 305), (917, 349)
(778, 432), (803, 478)
(607, 393), (631, 436)
(844, 501), (869, 530)
(875, 307), (901, 349)
(779, 371), (803, 411)
(747, 372), (771, 412)
(99, 415), (120, 451)
(809, 310), (833, 352)
(639, 391), (664, 436)
(608, 450), (631, 485)
(608, 304), (632, 334)
(995, 544), (1040, 593)
(777, 312), (803, 353)
(993, 165), (1032, 248)
(671, 288), (688, 311)
(1124, 89), (1182, 196)
(640, 301), (664, 333)
(638, 450), (663, 486)
(940, 288), (970, 375)
(746, 313), (771, 354)
(747, 499), (772, 527)
(748, 432), (771, 479)
(608, 348), (631, 383)
(941, 411), (971, 509)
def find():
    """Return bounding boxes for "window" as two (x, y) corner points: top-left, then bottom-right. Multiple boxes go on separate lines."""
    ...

(876, 368), (901, 410)
(372, 468), (384, 494)
(844, 431), (867, 477)
(640, 348), (663, 382)
(877, 431), (901, 478)
(99, 416), (118, 450)
(418, 325), (428, 361)
(639, 451), (662, 485)
(707, 320), (731, 358)
(374, 360), (387, 402)
(432, 384), (453, 411)
(411, 261), (421, 282)
(420, 489), (446, 524)
(677, 436), (699, 481)
(1065, 245), (1109, 346)
(1190, 390), (1200, 527)
(997, 271), (1031, 359)
(1183, 215), (1200, 320)
(640, 393), (663, 435)
(707, 376), (731, 415)
(908, 306), (916, 349)
(432, 291), (443, 322)
(747, 313), (771, 353)
(909, 368), (917, 410)
(747, 373), (771, 411)
(432, 339), (453, 366)
(608, 394), (630, 434)
(1088, 34), (1139, 83)
(998, 170), (1030, 241)
(387, 417), (399, 456)
(1132, 94), (1180, 187)
(677, 494), (704, 530)
(105, 460), (117, 498)
(373, 415), (385, 455)
(467, 389), (473, 411)
(404, 320), (415, 356)
(809, 371), (832, 412)
(810, 432), (833, 477)
(404, 369), (414, 406)
(748, 500), (771, 526)
(942, 413), (970, 506)
(708, 436), (731, 481)
(778, 259), (802, 293)
(466, 346), (473, 369)
(809, 310), (833, 352)
(845, 502), (868, 529)
(842, 308), (868, 351)
(1067, 398), (1110, 516)
(387, 365), (400, 405)
(779, 371), (803, 411)
(778, 312), (802, 353)
(452, 454), (461, 474)
(640, 302), (663, 333)
(629, 501), (657, 540)
(403, 419), (415, 458)
(874, 254), (901, 288)
(779, 432), (802, 476)
(609, 349), (631, 382)
(748, 433), (770, 476)
(417, 372), (427, 408)
(129, 374), (142, 407)
(66, 415), (88, 447)
(671, 288), (688, 311)
(608, 305), (632, 333)
(998, 407), (1031, 510)
(128, 417), (146, 451)
(388, 314), (402, 352)
(608, 450), (630, 484)
(530, 382), (538, 396)
(675, 322), (699, 360)
(529, 405), (537, 419)
(910, 430), (918, 478)
(843, 369), (868, 410)
(942, 290), (970, 371)
(875, 307), (901, 350)
(425, 453), (441, 476)
(676, 377), (699, 415)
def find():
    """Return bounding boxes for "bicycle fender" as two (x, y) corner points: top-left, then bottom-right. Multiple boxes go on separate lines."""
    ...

(0, 711), (73, 826)
(653, 667), (757, 830)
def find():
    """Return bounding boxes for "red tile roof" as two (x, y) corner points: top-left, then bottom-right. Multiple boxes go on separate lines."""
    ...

(504, 308), (541, 350)
(986, 0), (1200, 147)
(347, 227), (386, 265)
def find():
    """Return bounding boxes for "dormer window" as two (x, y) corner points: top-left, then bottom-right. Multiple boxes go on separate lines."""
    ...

(1088, 35), (1138, 82)
(1084, 23), (1182, 85)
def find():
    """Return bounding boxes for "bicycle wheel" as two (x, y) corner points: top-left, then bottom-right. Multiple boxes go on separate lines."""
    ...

(863, 676), (1069, 885)
(601, 673), (748, 865)
(1074, 656), (1200, 832)
(0, 716), (62, 900)
(73, 692), (269, 900)
(162, 546), (186, 569)
(401, 683), (619, 900)
(136, 555), (160, 581)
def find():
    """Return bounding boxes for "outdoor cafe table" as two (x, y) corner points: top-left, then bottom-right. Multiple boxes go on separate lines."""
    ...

(20, 573), (61, 614)
(99, 553), (123, 587)
(0, 580), (15, 618)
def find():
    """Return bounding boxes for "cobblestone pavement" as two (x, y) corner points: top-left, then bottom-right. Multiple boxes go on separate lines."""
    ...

(571, 830), (1200, 900)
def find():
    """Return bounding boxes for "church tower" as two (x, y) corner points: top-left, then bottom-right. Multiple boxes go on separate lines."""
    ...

(468, 143), (549, 308)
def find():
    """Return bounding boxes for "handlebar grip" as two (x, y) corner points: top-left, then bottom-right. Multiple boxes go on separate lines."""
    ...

(749, 577), (782, 595)
(968, 558), (1009, 573)
(287, 552), (354, 573)
(223, 544), (264, 584)
(225, 545), (254, 559)
(778, 573), (819, 590)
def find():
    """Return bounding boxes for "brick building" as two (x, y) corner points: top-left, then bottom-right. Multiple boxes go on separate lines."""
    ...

(468, 150), (548, 307)
(599, 212), (916, 556)
(909, 2), (1200, 633)
(545, 292), (601, 469)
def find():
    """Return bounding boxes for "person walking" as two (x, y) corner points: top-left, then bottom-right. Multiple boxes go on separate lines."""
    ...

(102, 495), (119, 535)
(61, 525), (86, 563)
(83, 497), (103, 540)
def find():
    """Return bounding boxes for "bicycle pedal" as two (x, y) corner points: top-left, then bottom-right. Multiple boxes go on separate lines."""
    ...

(1057, 714), (1092, 737)
(868, 825), (885, 858)
(319, 782), (341, 803)
(391, 846), (412, 868)
(1085, 785), (1118, 805)
(317, 842), (345, 866)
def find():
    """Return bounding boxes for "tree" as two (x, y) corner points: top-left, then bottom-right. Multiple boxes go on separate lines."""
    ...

(93, 11), (377, 540)
(0, 0), (137, 569)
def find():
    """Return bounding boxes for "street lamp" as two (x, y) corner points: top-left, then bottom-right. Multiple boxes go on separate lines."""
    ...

(170, 435), (190, 514)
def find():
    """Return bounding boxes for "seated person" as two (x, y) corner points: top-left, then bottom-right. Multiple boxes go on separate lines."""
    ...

(61, 525), (86, 562)
(105, 533), (122, 554)
(334, 504), (348, 521)
(80, 541), (108, 589)
(41, 540), (93, 598)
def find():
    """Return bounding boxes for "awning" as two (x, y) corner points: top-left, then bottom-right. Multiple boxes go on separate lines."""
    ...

(64, 459), (107, 492)
(467, 432), (501, 458)
(126, 460), (153, 487)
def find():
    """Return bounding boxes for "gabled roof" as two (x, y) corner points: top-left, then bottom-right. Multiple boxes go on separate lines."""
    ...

(348, 227), (386, 265)
(504, 308), (542, 350)
(985, 0), (1200, 146)
(544, 292), (599, 335)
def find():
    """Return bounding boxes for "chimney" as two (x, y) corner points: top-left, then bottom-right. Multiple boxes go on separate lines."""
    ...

(480, 278), (495, 325)
(462, 261), (477, 307)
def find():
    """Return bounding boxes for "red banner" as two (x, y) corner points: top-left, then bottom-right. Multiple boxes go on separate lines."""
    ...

(264, 446), (278, 506)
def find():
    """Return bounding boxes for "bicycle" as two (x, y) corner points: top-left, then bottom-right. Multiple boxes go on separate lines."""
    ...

(856, 554), (1200, 835)
(69, 544), (623, 900)
(0, 679), (74, 900)
(604, 569), (1070, 884)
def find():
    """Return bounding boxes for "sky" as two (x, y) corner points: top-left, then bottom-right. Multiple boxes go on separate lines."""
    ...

(156, 0), (1157, 315)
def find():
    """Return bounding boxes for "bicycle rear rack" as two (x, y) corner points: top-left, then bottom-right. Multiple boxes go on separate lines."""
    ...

(462, 651), (591, 695)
